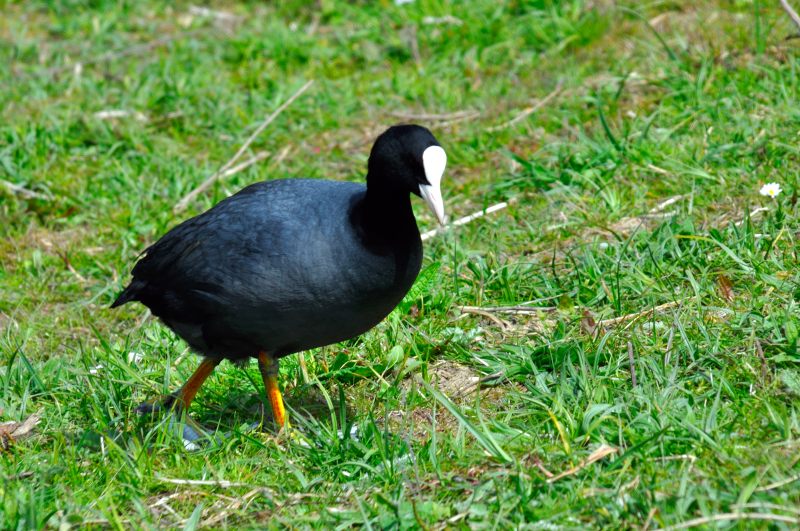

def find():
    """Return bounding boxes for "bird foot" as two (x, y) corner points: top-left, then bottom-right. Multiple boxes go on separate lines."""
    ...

(137, 394), (214, 449)
(167, 412), (213, 449)
(275, 424), (311, 447)
(135, 393), (179, 414)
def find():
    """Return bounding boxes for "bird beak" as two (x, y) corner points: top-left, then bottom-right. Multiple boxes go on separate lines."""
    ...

(420, 145), (447, 226)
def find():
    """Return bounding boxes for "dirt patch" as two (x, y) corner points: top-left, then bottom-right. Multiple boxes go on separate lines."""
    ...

(386, 360), (510, 442)
(428, 360), (479, 397)
(283, 385), (355, 422)
(457, 311), (557, 340)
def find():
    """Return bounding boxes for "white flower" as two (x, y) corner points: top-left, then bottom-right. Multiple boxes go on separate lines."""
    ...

(759, 182), (782, 198)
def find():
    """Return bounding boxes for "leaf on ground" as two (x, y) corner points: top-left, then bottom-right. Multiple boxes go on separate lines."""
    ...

(0, 414), (41, 450)
(547, 444), (618, 483)
(580, 309), (597, 337)
(717, 274), (735, 302)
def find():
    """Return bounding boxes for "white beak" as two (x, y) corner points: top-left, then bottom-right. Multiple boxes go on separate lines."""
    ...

(420, 145), (447, 225)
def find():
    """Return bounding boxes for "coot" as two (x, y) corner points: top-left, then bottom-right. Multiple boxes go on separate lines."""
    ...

(112, 124), (446, 432)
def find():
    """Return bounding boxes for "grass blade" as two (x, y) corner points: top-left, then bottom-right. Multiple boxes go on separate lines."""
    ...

(419, 377), (512, 464)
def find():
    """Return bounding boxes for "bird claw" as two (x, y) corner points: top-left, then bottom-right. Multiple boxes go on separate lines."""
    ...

(135, 393), (178, 414)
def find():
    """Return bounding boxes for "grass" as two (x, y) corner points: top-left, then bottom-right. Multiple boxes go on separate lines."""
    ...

(2, 0), (800, 528)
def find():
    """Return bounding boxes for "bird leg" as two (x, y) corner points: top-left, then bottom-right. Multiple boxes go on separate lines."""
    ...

(137, 357), (221, 414)
(257, 352), (287, 429)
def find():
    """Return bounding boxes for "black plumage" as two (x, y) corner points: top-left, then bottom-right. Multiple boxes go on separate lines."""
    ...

(112, 124), (447, 428)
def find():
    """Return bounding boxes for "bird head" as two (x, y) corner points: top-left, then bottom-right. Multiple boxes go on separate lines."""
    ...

(367, 124), (447, 225)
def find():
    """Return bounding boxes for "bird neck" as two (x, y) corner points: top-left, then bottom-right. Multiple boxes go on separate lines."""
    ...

(365, 186), (415, 222)
(352, 183), (417, 243)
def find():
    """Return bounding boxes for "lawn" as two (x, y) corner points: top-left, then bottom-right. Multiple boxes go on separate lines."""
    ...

(2, 0), (800, 528)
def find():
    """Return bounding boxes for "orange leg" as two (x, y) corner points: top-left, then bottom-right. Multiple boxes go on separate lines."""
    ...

(175, 357), (220, 409)
(137, 357), (220, 413)
(257, 351), (287, 429)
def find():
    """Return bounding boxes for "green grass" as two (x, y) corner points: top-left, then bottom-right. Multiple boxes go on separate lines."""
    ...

(2, 0), (800, 528)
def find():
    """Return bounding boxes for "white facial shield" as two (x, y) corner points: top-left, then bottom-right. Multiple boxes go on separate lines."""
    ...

(420, 145), (447, 225)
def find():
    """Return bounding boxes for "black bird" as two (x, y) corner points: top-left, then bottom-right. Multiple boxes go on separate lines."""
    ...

(112, 124), (447, 432)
